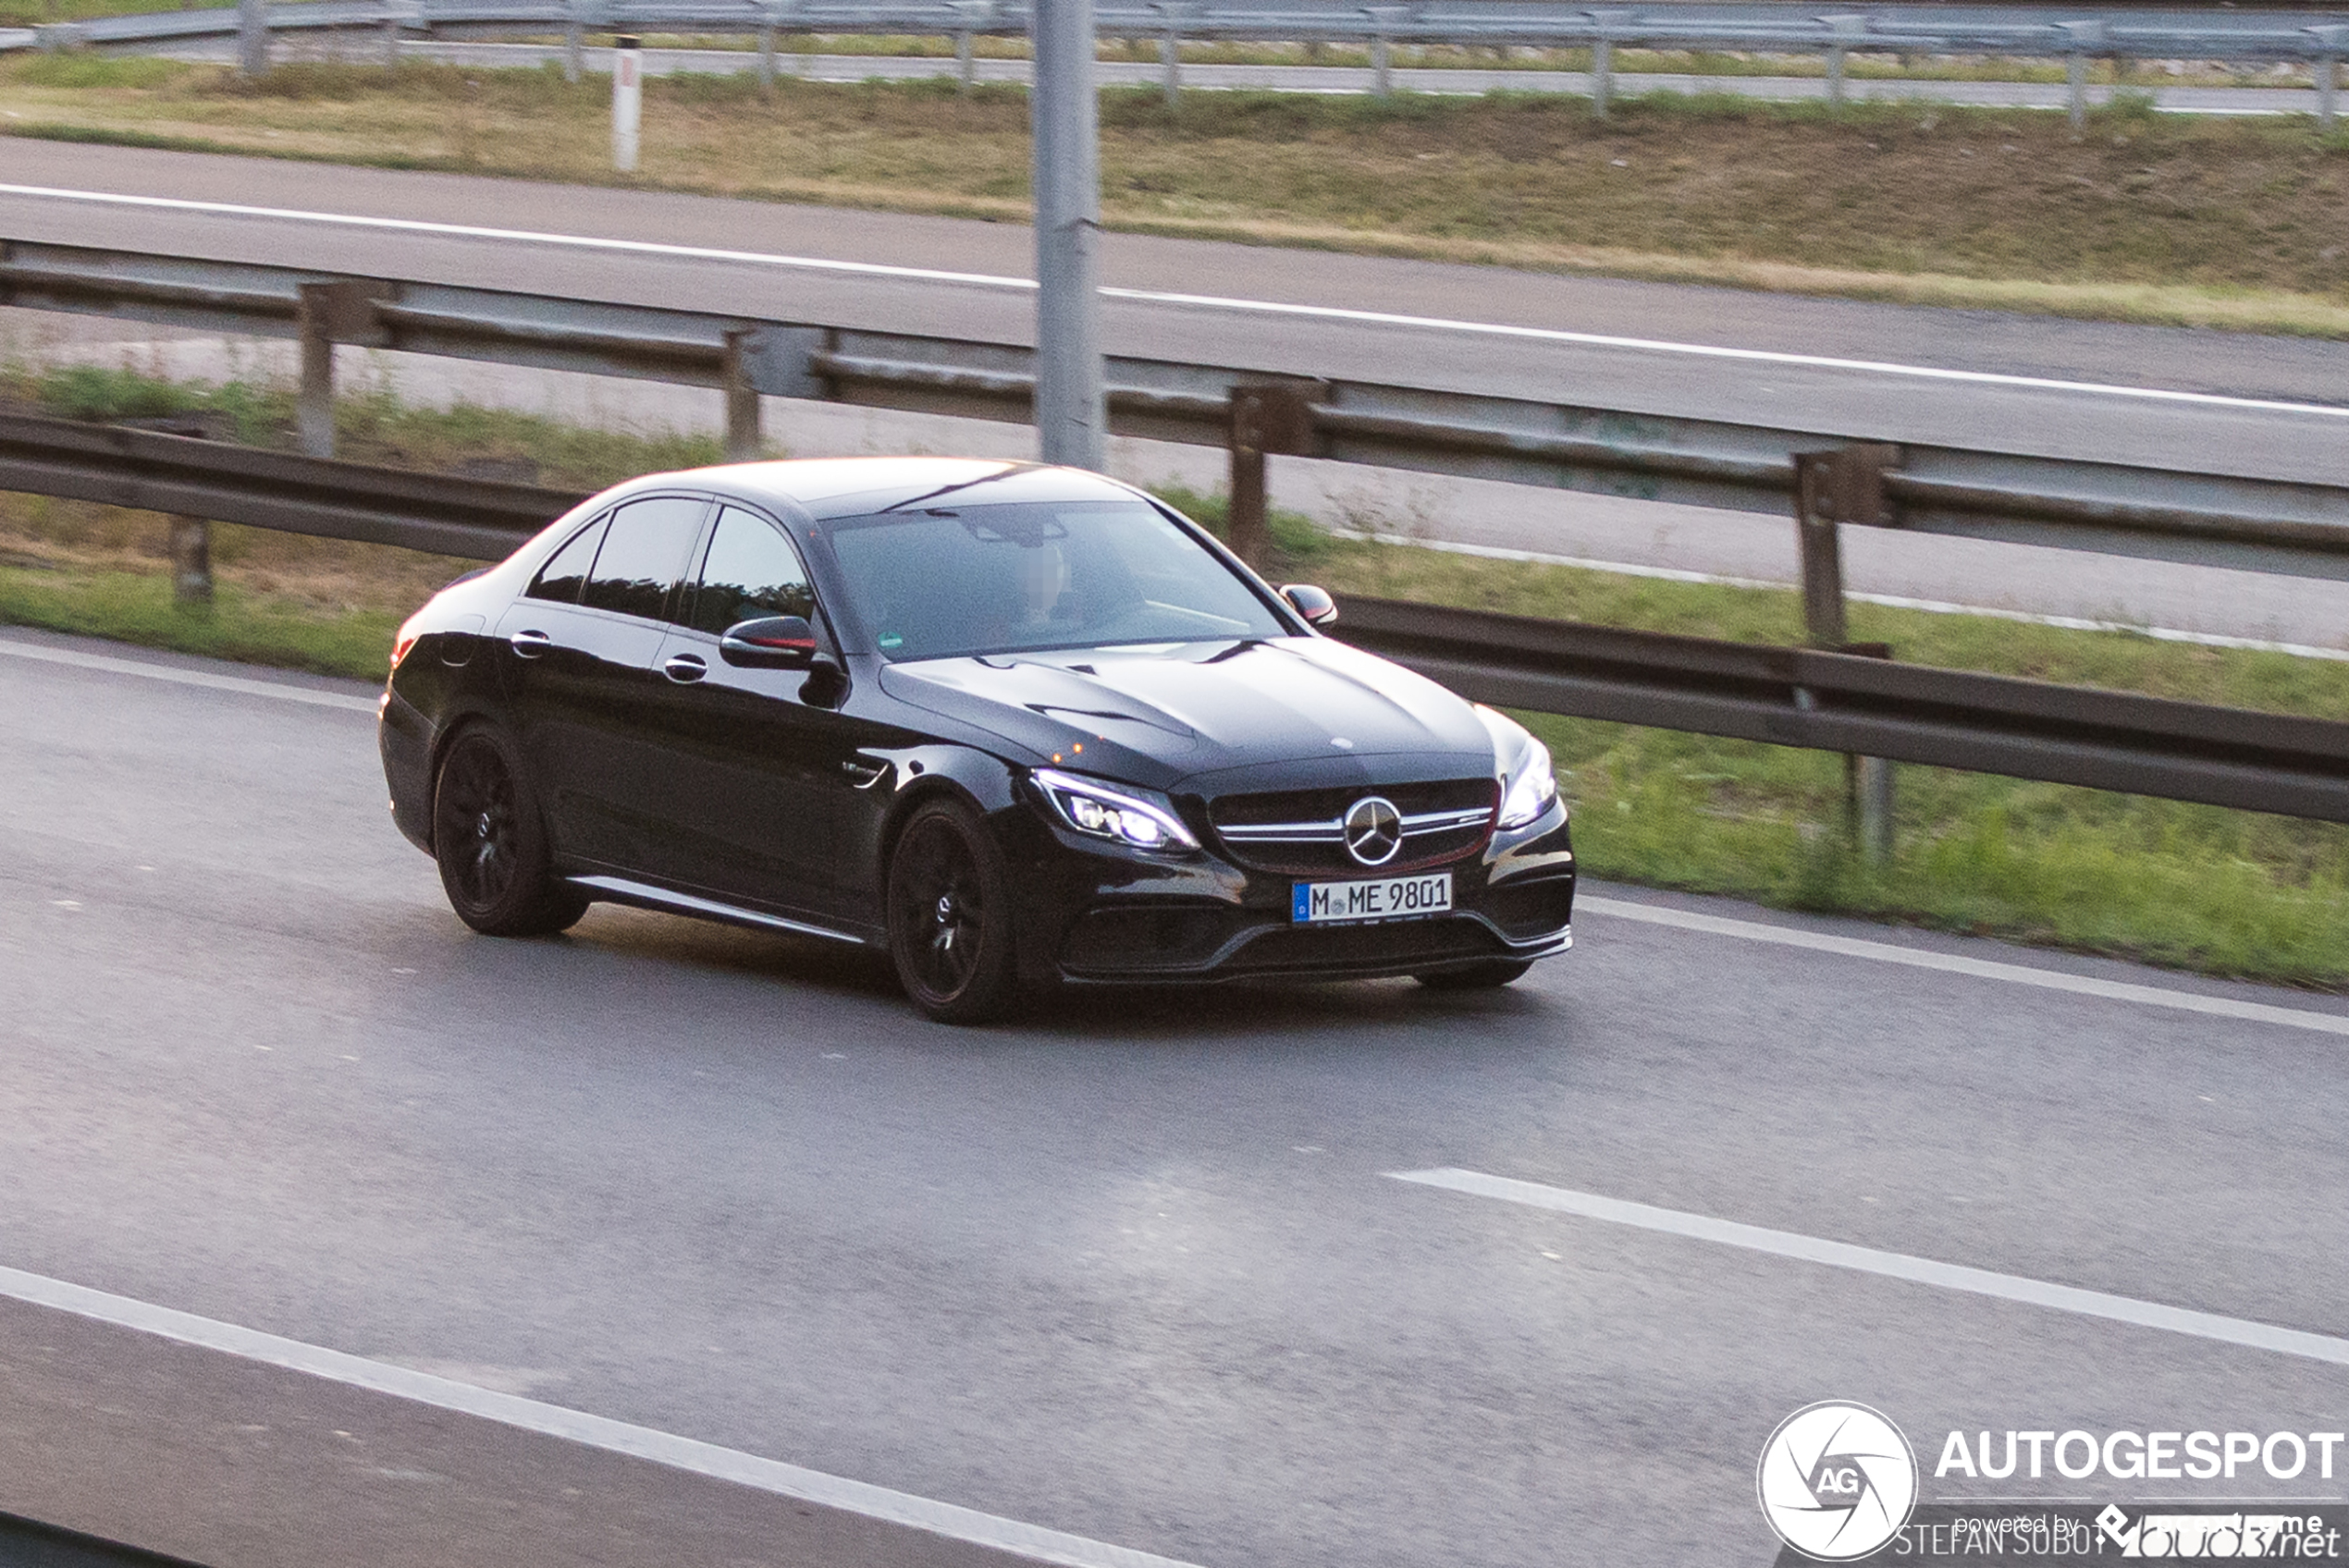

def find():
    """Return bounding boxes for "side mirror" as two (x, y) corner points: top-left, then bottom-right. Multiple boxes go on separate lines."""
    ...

(720, 615), (818, 669)
(1281, 583), (1338, 628)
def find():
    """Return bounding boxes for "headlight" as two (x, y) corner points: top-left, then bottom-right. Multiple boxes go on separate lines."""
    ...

(1497, 738), (1559, 829)
(1032, 768), (1199, 852)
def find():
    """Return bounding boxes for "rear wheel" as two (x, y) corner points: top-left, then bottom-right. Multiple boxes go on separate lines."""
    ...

(1415, 958), (1533, 991)
(432, 725), (587, 937)
(886, 800), (1019, 1024)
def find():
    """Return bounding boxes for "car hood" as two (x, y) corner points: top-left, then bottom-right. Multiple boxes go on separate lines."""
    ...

(876, 636), (1496, 791)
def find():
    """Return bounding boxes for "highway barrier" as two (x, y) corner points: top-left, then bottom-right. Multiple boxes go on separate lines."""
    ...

(9, 0), (2349, 129)
(1, 396), (2343, 825)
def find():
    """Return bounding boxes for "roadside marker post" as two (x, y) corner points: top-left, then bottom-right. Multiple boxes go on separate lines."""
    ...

(612, 34), (643, 173)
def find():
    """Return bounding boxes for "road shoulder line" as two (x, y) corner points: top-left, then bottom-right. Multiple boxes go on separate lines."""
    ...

(1578, 894), (2349, 1038)
(1389, 1168), (2349, 1368)
(0, 637), (379, 713)
(0, 1262), (1205, 1568)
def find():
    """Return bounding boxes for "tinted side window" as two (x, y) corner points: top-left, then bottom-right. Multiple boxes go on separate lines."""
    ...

(686, 508), (817, 635)
(581, 497), (708, 620)
(527, 515), (607, 603)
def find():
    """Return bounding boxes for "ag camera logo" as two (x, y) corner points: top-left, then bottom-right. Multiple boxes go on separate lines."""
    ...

(1758, 1402), (1920, 1562)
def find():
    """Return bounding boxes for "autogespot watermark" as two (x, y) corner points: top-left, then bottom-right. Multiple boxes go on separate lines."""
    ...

(1756, 1406), (2349, 1563)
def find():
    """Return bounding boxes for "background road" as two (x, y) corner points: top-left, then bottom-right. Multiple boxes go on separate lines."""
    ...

(9, 141), (2349, 649)
(4, 628), (2346, 1565)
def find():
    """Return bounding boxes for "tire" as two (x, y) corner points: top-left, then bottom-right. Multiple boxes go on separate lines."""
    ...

(1415, 958), (1533, 991)
(431, 725), (587, 937)
(885, 799), (1020, 1024)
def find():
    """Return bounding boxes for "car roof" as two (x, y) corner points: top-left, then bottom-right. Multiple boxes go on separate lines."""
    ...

(672, 457), (1146, 521)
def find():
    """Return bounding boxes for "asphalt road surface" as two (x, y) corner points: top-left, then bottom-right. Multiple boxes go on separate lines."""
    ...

(5, 627), (2347, 1566)
(7, 140), (2349, 489)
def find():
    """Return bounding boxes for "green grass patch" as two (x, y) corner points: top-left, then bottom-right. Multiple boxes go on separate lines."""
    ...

(0, 565), (400, 680)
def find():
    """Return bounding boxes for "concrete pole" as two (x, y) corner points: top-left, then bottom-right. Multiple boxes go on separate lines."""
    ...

(1590, 34), (1611, 116)
(2325, 55), (2341, 134)
(759, 23), (779, 90)
(612, 33), (643, 173)
(1030, 0), (1106, 471)
(1371, 31), (1390, 96)
(564, 0), (582, 83)
(2067, 51), (2087, 133)
(237, 0), (268, 75)
(2308, 31), (2349, 132)
(1160, 28), (1179, 106)
(956, 29), (975, 93)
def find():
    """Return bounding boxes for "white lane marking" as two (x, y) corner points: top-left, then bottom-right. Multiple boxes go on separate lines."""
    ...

(0, 1261), (1206, 1568)
(1360, 532), (2349, 662)
(0, 636), (378, 712)
(4, 182), (2346, 423)
(1579, 894), (2349, 1039)
(1388, 1168), (2349, 1369)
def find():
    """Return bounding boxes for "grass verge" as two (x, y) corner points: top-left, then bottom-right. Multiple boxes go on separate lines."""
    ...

(6, 61), (2349, 333)
(5, 368), (2348, 987)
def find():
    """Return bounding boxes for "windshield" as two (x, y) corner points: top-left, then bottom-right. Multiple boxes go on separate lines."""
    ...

(820, 500), (1291, 661)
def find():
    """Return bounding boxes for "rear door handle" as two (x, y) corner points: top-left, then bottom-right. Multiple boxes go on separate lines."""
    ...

(663, 654), (707, 684)
(510, 629), (552, 659)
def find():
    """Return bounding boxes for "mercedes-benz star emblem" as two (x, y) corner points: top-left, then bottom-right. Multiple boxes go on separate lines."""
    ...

(1342, 796), (1403, 866)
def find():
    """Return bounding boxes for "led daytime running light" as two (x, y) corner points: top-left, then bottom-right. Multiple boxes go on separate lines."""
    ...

(1497, 739), (1559, 829)
(1033, 768), (1199, 851)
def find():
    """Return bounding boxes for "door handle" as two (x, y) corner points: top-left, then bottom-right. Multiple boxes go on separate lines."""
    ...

(663, 653), (707, 684)
(509, 629), (552, 659)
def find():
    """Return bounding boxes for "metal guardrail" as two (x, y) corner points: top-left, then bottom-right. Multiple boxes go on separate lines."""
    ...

(8, 240), (2349, 582)
(18, 0), (2349, 62)
(13, 0), (2349, 128)
(5, 405), (2341, 821)
(1336, 594), (2349, 823)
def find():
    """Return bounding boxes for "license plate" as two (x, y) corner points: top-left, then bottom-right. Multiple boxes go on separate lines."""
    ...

(1291, 872), (1452, 925)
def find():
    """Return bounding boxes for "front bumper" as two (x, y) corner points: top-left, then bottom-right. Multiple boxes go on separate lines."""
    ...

(1008, 802), (1576, 986)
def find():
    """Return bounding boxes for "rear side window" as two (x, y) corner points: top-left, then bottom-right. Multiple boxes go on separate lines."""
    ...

(526, 515), (607, 603)
(581, 496), (708, 620)
(684, 507), (816, 635)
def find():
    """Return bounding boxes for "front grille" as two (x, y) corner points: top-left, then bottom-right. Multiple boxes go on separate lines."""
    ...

(1206, 778), (1496, 876)
(1224, 916), (1503, 975)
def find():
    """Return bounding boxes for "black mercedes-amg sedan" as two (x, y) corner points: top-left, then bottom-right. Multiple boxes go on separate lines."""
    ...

(378, 458), (1575, 1022)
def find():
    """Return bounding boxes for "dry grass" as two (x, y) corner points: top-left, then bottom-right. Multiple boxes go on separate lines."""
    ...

(6, 60), (2349, 331)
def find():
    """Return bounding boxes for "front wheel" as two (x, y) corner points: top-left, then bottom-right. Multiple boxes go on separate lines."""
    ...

(886, 800), (1020, 1024)
(432, 725), (586, 937)
(1415, 958), (1533, 991)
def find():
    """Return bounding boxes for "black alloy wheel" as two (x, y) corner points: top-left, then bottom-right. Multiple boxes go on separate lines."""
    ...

(1415, 958), (1534, 991)
(886, 800), (1019, 1024)
(432, 726), (587, 937)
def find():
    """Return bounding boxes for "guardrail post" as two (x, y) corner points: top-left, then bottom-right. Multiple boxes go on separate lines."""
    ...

(2308, 29), (2348, 133)
(1587, 10), (1627, 118)
(2058, 20), (2105, 135)
(237, 0), (268, 75)
(297, 294), (336, 460)
(1226, 383), (1319, 570)
(172, 517), (214, 608)
(1795, 444), (1900, 863)
(1821, 15), (1864, 109)
(721, 329), (763, 461)
(612, 32), (642, 172)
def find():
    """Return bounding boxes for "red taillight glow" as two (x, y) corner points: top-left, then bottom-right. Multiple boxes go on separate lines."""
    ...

(389, 633), (419, 672)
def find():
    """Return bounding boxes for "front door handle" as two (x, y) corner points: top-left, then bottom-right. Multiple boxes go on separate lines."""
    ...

(663, 654), (707, 684)
(510, 629), (552, 659)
